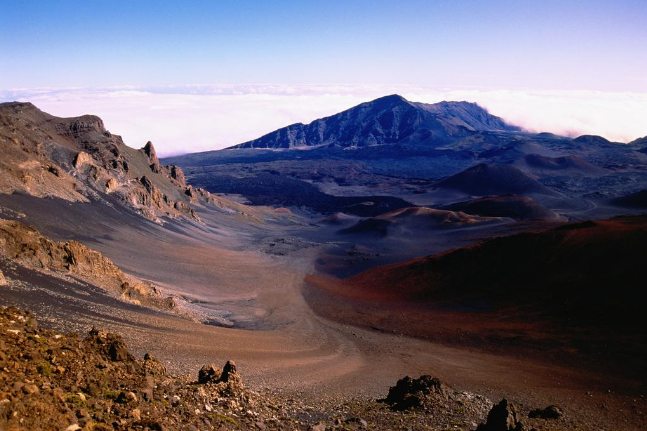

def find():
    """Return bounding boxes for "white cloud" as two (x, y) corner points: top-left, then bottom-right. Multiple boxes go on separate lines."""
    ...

(2, 85), (646, 156)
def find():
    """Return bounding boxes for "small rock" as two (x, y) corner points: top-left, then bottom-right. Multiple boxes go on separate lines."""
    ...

(132, 408), (141, 421)
(141, 388), (154, 402)
(255, 421), (267, 430)
(65, 425), (81, 431)
(22, 384), (39, 395)
(346, 417), (368, 428)
(0, 269), (7, 286)
(108, 340), (130, 361)
(310, 423), (326, 431)
(126, 391), (138, 403)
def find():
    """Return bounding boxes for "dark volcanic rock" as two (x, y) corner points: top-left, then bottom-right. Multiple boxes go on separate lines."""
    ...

(198, 363), (223, 383)
(86, 328), (134, 362)
(475, 399), (524, 431)
(221, 360), (239, 383)
(529, 405), (563, 419)
(383, 375), (447, 411)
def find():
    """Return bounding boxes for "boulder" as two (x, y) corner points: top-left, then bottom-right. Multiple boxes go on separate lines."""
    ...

(143, 353), (167, 376)
(73, 151), (94, 169)
(529, 405), (563, 419)
(105, 178), (119, 193)
(85, 328), (133, 362)
(198, 363), (222, 383)
(475, 399), (524, 431)
(108, 340), (130, 361)
(383, 375), (448, 411)
(221, 360), (238, 383)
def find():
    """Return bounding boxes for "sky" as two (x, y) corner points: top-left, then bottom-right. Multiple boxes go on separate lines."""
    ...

(1, 0), (646, 155)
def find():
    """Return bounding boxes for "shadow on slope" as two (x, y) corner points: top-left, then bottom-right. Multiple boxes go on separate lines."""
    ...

(306, 215), (647, 385)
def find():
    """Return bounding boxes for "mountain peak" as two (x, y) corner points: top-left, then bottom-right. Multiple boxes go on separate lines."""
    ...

(371, 94), (410, 105)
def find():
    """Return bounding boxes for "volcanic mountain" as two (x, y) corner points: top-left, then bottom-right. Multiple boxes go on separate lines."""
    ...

(443, 194), (559, 220)
(340, 207), (499, 237)
(433, 163), (555, 196)
(229, 95), (519, 149)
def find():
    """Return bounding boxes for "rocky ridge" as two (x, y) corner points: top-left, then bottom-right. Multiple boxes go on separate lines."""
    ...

(0, 102), (257, 224)
(0, 218), (175, 310)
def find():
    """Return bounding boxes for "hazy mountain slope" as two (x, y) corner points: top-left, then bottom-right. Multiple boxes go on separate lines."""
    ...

(230, 95), (518, 149)
(163, 95), (646, 220)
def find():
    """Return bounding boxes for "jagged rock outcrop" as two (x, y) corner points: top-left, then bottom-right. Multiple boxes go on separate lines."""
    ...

(0, 218), (175, 310)
(105, 177), (119, 192)
(0, 102), (207, 224)
(66, 115), (107, 136)
(72, 151), (94, 169)
(142, 141), (162, 173)
(0, 218), (123, 279)
(168, 164), (187, 186)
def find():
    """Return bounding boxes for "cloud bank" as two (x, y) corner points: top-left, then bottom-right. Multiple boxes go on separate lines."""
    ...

(2, 85), (646, 157)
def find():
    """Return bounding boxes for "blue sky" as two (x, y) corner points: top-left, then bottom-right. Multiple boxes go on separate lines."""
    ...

(1, 1), (646, 154)
(1, 0), (646, 91)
